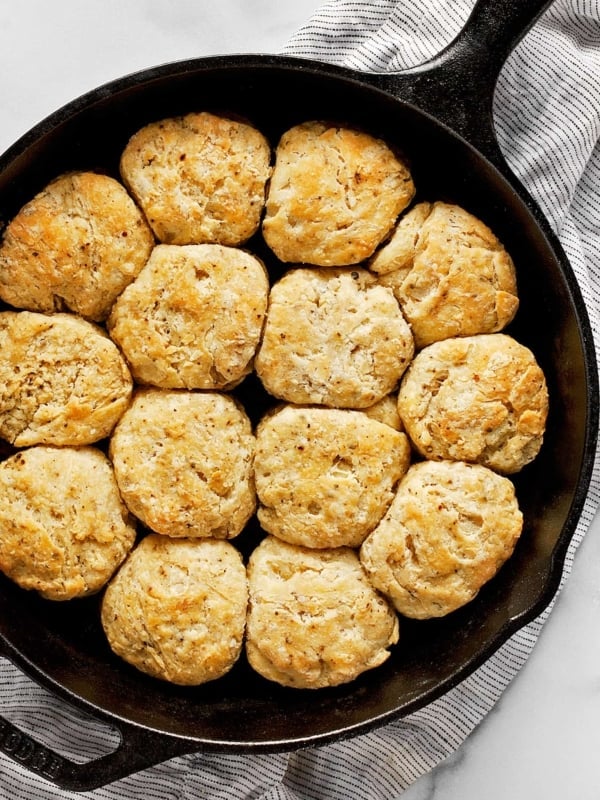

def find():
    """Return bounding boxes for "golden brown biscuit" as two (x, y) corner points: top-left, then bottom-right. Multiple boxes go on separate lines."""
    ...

(370, 201), (519, 348)
(255, 268), (414, 408)
(245, 536), (399, 689)
(254, 404), (411, 548)
(0, 171), (154, 321)
(262, 121), (414, 265)
(361, 393), (403, 431)
(101, 535), (248, 685)
(0, 311), (133, 447)
(107, 244), (269, 389)
(0, 446), (136, 601)
(120, 112), (271, 246)
(109, 389), (256, 538)
(360, 460), (523, 619)
(397, 334), (549, 474)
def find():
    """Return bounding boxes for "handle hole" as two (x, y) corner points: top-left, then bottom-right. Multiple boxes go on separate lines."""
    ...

(0, 659), (121, 764)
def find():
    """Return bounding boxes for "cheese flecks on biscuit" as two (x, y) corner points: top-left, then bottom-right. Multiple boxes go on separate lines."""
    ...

(0, 446), (136, 601)
(255, 267), (414, 409)
(360, 460), (523, 619)
(102, 535), (248, 685)
(262, 121), (414, 265)
(120, 112), (272, 246)
(397, 333), (548, 474)
(0, 171), (154, 321)
(109, 389), (256, 539)
(108, 244), (269, 389)
(0, 311), (133, 447)
(370, 201), (519, 348)
(254, 404), (411, 549)
(246, 536), (399, 689)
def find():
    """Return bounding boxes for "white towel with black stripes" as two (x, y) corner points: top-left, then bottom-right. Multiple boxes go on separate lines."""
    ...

(0, 1), (599, 798)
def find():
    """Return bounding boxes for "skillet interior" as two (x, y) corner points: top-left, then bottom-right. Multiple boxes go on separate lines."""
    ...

(0, 56), (596, 752)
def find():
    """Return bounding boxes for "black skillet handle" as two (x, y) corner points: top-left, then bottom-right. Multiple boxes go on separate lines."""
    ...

(368, 0), (554, 173)
(0, 661), (196, 792)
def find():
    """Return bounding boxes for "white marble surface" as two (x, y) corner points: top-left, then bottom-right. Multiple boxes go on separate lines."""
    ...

(1, 2), (599, 798)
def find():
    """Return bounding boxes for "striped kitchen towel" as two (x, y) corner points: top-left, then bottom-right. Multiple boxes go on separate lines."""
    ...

(0, 1), (599, 797)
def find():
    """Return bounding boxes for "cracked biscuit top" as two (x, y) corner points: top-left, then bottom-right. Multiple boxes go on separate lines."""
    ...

(108, 244), (269, 390)
(0, 311), (133, 447)
(369, 201), (519, 349)
(397, 333), (549, 474)
(109, 389), (256, 539)
(262, 121), (415, 266)
(0, 171), (154, 321)
(120, 111), (272, 246)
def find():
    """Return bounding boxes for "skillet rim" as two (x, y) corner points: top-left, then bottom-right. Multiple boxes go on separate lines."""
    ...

(0, 51), (597, 782)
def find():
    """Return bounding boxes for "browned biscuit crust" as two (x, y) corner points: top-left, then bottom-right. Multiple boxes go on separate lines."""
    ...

(262, 121), (415, 265)
(0, 311), (133, 447)
(0, 171), (154, 321)
(360, 460), (523, 619)
(245, 536), (399, 689)
(361, 392), (403, 431)
(101, 535), (248, 685)
(254, 404), (411, 548)
(397, 334), (549, 474)
(370, 202), (519, 348)
(120, 112), (272, 246)
(109, 389), (256, 538)
(0, 446), (136, 601)
(108, 244), (269, 389)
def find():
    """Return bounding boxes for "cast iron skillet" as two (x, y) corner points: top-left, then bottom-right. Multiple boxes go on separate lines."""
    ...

(0, 0), (597, 790)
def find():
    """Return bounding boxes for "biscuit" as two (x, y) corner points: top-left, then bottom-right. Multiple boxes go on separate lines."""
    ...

(397, 334), (549, 474)
(369, 201), (519, 348)
(120, 112), (271, 246)
(109, 389), (256, 538)
(254, 404), (411, 548)
(255, 268), (414, 408)
(101, 535), (248, 685)
(361, 393), (403, 431)
(0, 171), (154, 321)
(0, 311), (133, 447)
(245, 536), (399, 689)
(262, 121), (414, 266)
(108, 244), (269, 389)
(360, 460), (523, 618)
(0, 446), (136, 601)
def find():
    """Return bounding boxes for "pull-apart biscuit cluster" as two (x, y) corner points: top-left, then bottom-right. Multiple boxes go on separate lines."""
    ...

(0, 111), (548, 688)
